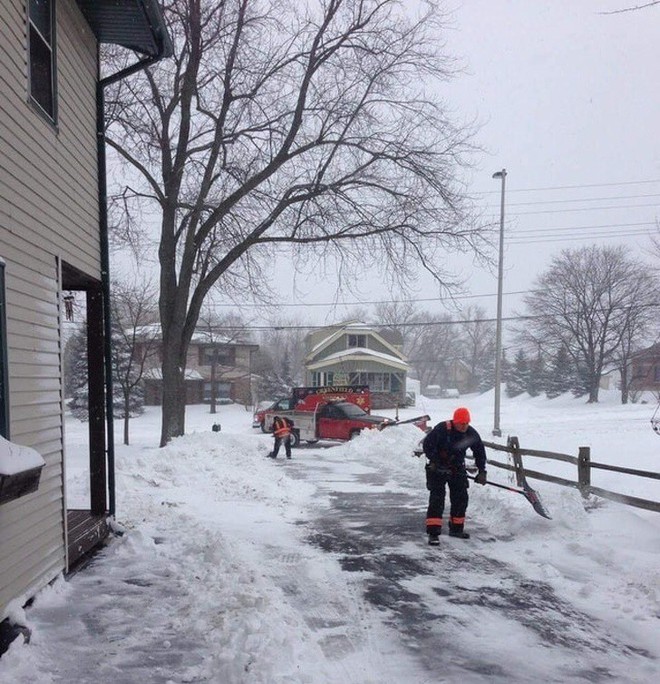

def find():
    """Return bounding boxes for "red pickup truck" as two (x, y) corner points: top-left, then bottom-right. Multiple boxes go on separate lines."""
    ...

(252, 385), (370, 432)
(263, 398), (429, 447)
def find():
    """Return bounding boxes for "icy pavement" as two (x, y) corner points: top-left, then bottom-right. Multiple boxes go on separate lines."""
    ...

(2, 402), (659, 683)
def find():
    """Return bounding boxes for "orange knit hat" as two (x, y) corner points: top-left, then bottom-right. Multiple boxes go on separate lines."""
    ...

(453, 407), (471, 424)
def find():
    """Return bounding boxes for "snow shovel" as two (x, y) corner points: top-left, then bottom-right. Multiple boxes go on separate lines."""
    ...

(468, 474), (552, 520)
(380, 415), (430, 430)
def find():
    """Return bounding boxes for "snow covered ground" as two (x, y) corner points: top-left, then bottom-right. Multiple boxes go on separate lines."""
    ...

(1, 390), (659, 683)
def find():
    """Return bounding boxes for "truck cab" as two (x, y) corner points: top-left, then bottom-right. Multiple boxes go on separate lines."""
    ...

(315, 401), (394, 441)
(253, 398), (294, 431)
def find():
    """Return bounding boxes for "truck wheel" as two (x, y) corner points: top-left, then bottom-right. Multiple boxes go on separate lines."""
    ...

(349, 429), (362, 441)
(290, 430), (300, 448)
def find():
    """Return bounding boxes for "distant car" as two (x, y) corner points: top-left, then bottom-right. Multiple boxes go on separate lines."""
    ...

(441, 388), (460, 398)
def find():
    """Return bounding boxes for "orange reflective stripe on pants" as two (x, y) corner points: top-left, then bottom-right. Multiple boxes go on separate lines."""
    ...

(426, 517), (443, 526)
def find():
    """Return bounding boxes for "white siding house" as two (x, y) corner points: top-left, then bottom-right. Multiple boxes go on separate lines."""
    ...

(0, 0), (170, 623)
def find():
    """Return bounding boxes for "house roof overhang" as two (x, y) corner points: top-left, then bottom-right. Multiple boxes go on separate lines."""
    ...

(306, 322), (407, 364)
(307, 349), (410, 372)
(76, 0), (173, 58)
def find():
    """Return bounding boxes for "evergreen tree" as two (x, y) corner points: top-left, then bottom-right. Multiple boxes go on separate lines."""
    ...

(478, 349), (509, 394)
(527, 352), (545, 397)
(252, 349), (290, 402)
(544, 347), (573, 398)
(280, 348), (294, 391)
(506, 349), (529, 397)
(571, 360), (592, 398)
(67, 323), (89, 421)
(477, 357), (494, 393)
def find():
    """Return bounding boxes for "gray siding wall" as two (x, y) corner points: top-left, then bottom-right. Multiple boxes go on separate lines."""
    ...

(0, 0), (100, 617)
(319, 332), (395, 360)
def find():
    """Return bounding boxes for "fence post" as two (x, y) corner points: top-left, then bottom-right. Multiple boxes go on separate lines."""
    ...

(578, 446), (591, 497)
(508, 436), (525, 487)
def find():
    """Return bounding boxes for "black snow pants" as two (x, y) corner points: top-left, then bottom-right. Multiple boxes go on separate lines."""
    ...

(271, 434), (292, 459)
(425, 464), (469, 535)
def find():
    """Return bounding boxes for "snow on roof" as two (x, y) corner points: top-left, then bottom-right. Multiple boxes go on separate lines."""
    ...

(308, 347), (409, 369)
(143, 368), (204, 381)
(133, 324), (253, 346)
(190, 330), (235, 345)
(308, 321), (398, 357)
(0, 435), (45, 475)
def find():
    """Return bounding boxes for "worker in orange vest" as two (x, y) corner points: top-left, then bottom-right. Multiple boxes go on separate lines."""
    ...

(268, 415), (294, 459)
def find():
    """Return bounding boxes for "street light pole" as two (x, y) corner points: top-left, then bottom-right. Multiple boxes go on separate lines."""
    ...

(492, 168), (507, 437)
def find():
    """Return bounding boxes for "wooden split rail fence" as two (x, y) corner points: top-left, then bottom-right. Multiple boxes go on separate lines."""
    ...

(481, 436), (660, 513)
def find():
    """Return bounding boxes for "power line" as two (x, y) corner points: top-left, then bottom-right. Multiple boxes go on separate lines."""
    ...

(509, 221), (656, 235)
(508, 230), (653, 245)
(214, 289), (534, 308)
(216, 303), (660, 332)
(475, 178), (660, 195)
(505, 202), (660, 217)
(503, 193), (660, 207)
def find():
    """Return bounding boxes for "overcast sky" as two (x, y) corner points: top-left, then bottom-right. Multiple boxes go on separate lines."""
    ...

(260, 0), (660, 329)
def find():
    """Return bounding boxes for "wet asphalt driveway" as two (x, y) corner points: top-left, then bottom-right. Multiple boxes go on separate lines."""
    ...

(286, 450), (656, 684)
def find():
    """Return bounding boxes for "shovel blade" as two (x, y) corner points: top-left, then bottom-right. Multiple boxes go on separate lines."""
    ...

(522, 484), (552, 520)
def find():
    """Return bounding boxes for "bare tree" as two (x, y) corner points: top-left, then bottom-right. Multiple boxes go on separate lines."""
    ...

(651, 224), (660, 269)
(522, 245), (659, 403)
(196, 309), (254, 412)
(372, 300), (462, 391)
(254, 318), (309, 403)
(456, 305), (495, 392)
(404, 311), (456, 390)
(104, 0), (487, 445)
(110, 280), (160, 445)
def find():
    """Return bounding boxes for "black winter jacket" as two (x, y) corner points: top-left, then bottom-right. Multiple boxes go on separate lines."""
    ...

(422, 420), (487, 472)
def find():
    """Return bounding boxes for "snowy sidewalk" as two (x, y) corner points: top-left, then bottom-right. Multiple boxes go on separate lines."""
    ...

(2, 406), (659, 683)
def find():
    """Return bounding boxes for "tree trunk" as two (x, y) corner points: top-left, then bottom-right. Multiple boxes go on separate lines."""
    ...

(160, 340), (187, 447)
(620, 365), (629, 404)
(123, 394), (130, 446)
(210, 356), (217, 414)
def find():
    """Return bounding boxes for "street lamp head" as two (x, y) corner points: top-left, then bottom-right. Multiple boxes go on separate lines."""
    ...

(492, 169), (507, 179)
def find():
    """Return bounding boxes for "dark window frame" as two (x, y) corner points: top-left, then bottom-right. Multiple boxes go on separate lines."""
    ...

(199, 345), (235, 366)
(0, 263), (10, 438)
(347, 334), (366, 349)
(28, 0), (58, 123)
(203, 381), (231, 402)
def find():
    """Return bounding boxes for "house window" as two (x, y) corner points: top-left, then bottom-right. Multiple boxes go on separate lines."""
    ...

(28, 0), (57, 121)
(312, 372), (333, 387)
(203, 382), (231, 402)
(347, 372), (390, 391)
(347, 334), (366, 348)
(0, 263), (9, 437)
(200, 346), (235, 366)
